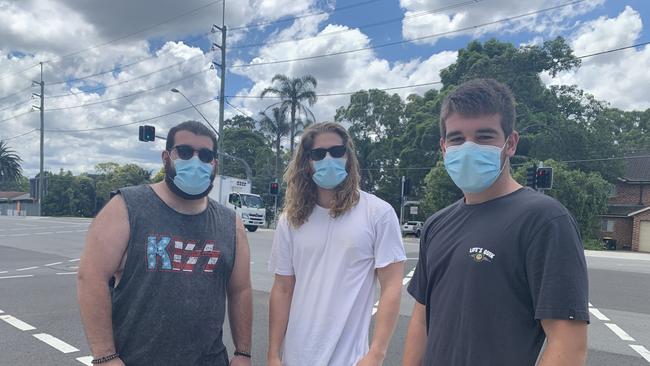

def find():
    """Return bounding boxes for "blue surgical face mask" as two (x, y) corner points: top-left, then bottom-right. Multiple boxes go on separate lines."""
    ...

(312, 157), (348, 189)
(443, 140), (508, 193)
(171, 156), (214, 196)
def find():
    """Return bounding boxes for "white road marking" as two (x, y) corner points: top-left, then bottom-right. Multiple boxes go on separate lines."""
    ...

(0, 271), (7, 274)
(68, 258), (80, 262)
(10, 233), (29, 237)
(16, 266), (38, 271)
(0, 315), (36, 331)
(33, 333), (80, 353)
(68, 266), (79, 269)
(54, 231), (75, 234)
(0, 275), (34, 280)
(630, 345), (650, 363)
(605, 323), (636, 342)
(56, 272), (78, 275)
(75, 229), (88, 232)
(44, 262), (62, 266)
(588, 302), (593, 307)
(34, 232), (54, 235)
(77, 356), (94, 365)
(589, 308), (610, 321)
(0, 309), (4, 314)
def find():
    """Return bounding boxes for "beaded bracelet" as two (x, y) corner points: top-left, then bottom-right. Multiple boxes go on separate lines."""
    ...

(234, 350), (252, 358)
(91, 353), (120, 364)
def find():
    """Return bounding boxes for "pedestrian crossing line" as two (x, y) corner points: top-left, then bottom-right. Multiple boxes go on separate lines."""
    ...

(629, 345), (650, 363)
(605, 323), (636, 342)
(77, 356), (93, 365)
(0, 315), (36, 331)
(33, 333), (80, 354)
(16, 266), (38, 272)
(589, 308), (610, 321)
(45, 262), (63, 266)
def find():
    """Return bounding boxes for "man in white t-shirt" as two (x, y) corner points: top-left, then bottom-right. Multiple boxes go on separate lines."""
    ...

(268, 122), (406, 366)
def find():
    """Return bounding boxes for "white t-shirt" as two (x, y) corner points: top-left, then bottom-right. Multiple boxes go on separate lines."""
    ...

(269, 191), (406, 366)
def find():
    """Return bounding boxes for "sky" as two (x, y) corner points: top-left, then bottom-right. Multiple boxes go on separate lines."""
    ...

(0, 0), (648, 177)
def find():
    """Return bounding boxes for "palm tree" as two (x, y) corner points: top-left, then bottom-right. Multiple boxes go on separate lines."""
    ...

(259, 105), (290, 182)
(0, 140), (23, 187)
(261, 74), (317, 157)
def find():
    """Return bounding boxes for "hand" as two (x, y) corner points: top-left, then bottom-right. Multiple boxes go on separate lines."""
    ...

(230, 355), (252, 366)
(267, 356), (283, 366)
(356, 351), (384, 366)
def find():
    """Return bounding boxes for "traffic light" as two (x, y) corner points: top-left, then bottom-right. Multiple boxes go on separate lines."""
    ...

(525, 164), (537, 189)
(536, 167), (553, 190)
(139, 125), (156, 142)
(269, 182), (279, 195)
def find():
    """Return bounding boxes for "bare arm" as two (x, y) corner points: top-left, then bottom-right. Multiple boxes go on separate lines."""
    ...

(402, 302), (427, 366)
(227, 216), (253, 364)
(77, 195), (130, 362)
(358, 261), (405, 365)
(268, 274), (295, 364)
(537, 319), (588, 366)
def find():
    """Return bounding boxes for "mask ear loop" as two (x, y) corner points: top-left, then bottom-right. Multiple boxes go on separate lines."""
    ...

(496, 137), (511, 177)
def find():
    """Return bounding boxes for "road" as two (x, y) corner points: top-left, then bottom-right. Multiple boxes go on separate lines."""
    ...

(1, 216), (650, 365)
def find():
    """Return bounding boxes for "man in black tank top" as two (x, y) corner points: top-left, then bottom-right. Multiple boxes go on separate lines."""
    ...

(78, 121), (252, 366)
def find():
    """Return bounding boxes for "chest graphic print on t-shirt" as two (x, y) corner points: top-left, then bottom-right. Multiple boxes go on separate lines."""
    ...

(146, 235), (221, 273)
(468, 247), (496, 263)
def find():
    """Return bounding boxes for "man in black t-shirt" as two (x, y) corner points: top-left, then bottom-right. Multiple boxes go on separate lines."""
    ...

(403, 79), (589, 366)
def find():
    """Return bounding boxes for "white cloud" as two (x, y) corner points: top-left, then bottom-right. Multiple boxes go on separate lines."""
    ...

(230, 16), (457, 127)
(399, 0), (603, 46)
(544, 6), (650, 111)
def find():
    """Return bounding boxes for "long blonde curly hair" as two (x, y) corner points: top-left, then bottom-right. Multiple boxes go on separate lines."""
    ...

(283, 122), (361, 228)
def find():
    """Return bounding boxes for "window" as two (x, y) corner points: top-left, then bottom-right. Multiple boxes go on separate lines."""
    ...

(608, 184), (617, 198)
(601, 219), (615, 232)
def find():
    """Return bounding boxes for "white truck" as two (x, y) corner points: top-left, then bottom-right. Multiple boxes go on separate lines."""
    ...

(210, 175), (266, 232)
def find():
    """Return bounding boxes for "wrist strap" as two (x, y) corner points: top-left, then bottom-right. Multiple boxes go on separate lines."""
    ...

(92, 353), (119, 364)
(234, 350), (252, 358)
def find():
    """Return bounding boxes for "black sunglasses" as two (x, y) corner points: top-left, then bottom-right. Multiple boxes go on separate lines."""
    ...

(171, 145), (215, 163)
(308, 145), (347, 161)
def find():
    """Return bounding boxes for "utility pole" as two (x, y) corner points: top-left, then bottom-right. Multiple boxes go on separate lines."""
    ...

(400, 176), (405, 224)
(212, 0), (227, 203)
(32, 62), (44, 216)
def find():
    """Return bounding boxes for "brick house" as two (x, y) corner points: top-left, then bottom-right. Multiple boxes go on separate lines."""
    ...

(600, 153), (650, 252)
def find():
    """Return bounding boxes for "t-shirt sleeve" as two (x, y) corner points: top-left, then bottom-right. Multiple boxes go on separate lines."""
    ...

(373, 209), (407, 269)
(268, 215), (294, 276)
(407, 227), (428, 305)
(526, 214), (590, 323)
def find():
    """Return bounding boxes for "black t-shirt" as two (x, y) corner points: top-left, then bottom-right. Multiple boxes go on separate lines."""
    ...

(408, 187), (589, 366)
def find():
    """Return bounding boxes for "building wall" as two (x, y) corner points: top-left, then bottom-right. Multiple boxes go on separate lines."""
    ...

(632, 210), (650, 252)
(609, 182), (650, 205)
(600, 217), (633, 249)
(0, 202), (39, 216)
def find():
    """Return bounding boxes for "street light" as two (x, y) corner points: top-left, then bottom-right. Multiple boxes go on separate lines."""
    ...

(170, 88), (219, 137)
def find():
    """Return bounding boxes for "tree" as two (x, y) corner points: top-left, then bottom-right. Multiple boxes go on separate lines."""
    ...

(261, 74), (317, 157)
(0, 140), (23, 187)
(225, 115), (256, 130)
(513, 160), (609, 240)
(259, 105), (290, 182)
(421, 160), (463, 216)
(94, 163), (151, 210)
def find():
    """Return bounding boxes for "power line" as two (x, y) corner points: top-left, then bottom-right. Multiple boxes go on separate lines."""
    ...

(47, 69), (210, 111)
(0, 110), (32, 125)
(45, 97), (218, 133)
(230, 0), (585, 69)
(46, 53), (214, 98)
(0, 85), (33, 103)
(230, 0), (482, 50)
(229, 0), (382, 31)
(0, 98), (32, 113)
(0, 63), (40, 82)
(576, 40), (650, 59)
(225, 99), (253, 117)
(48, 0), (224, 65)
(1, 129), (38, 142)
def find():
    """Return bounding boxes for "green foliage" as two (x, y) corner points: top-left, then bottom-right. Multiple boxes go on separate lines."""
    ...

(0, 176), (29, 192)
(225, 115), (256, 130)
(152, 167), (165, 183)
(513, 160), (609, 240)
(42, 171), (95, 217)
(421, 160), (463, 216)
(0, 140), (23, 185)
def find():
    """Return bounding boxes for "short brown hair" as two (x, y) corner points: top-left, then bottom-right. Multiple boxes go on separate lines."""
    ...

(166, 120), (217, 153)
(283, 122), (361, 228)
(440, 78), (516, 138)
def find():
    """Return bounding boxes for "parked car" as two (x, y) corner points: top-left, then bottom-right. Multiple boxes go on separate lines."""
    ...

(401, 221), (423, 237)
